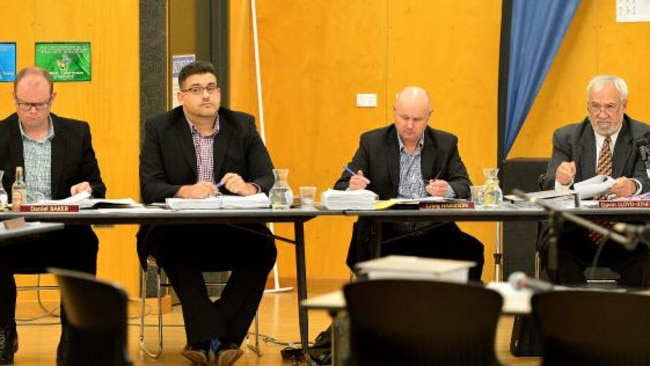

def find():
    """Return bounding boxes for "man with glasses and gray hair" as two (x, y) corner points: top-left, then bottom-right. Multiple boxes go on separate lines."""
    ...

(540, 74), (650, 288)
(0, 66), (106, 365)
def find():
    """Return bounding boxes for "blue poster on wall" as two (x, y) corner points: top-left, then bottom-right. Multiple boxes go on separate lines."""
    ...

(0, 43), (17, 82)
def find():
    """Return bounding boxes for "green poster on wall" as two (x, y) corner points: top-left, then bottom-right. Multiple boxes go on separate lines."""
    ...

(35, 42), (91, 82)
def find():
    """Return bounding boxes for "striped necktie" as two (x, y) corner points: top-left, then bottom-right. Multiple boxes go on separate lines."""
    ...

(589, 136), (613, 244)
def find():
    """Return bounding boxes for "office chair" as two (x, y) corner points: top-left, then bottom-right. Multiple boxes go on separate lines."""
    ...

(49, 267), (132, 366)
(532, 290), (650, 366)
(15, 269), (60, 322)
(139, 256), (261, 358)
(343, 279), (503, 366)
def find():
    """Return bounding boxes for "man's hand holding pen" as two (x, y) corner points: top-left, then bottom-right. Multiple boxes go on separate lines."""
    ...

(344, 166), (371, 190)
(425, 178), (449, 197)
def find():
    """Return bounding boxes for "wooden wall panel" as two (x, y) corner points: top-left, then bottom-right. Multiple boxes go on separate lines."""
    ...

(0, 0), (140, 295)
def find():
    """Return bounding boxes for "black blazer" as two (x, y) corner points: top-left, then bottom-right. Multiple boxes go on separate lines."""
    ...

(541, 115), (650, 192)
(0, 112), (106, 200)
(334, 124), (472, 198)
(137, 106), (275, 267)
(333, 124), (473, 267)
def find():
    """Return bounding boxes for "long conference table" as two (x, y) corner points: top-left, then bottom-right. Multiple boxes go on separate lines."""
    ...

(2, 203), (649, 361)
(0, 206), (342, 360)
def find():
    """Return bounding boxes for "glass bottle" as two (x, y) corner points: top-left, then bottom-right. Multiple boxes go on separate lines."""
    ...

(481, 168), (503, 209)
(12, 166), (27, 212)
(0, 170), (7, 211)
(269, 168), (294, 210)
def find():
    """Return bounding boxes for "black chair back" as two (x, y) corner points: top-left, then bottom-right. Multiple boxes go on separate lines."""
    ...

(343, 279), (503, 366)
(49, 267), (132, 366)
(532, 290), (650, 366)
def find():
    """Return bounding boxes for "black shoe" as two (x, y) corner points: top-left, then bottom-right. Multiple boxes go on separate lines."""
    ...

(55, 327), (69, 366)
(0, 323), (18, 365)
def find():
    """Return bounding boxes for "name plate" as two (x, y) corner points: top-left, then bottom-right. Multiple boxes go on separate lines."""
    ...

(598, 200), (650, 208)
(16, 204), (80, 212)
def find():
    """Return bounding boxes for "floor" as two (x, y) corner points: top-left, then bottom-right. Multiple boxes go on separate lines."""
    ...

(13, 279), (541, 365)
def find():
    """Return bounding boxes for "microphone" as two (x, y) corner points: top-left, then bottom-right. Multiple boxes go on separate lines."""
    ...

(613, 222), (650, 248)
(636, 138), (650, 179)
(508, 271), (555, 292)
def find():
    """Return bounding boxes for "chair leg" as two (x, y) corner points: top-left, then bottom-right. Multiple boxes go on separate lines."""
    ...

(139, 265), (163, 358)
(16, 274), (61, 323)
(246, 310), (262, 356)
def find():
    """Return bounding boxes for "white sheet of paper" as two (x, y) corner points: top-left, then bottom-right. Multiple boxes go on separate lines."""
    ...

(573, 175), (616, 199)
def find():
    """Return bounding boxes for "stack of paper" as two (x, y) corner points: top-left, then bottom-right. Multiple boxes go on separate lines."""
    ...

(505, 189), (580, 209)
(166, 197), (223, 210)
(355, 255), (475, 283)
(320, 189), (377, 210)
(220, 193), (270, 209)
(79, 198), (141, 209)
(166, 193), (270, 210)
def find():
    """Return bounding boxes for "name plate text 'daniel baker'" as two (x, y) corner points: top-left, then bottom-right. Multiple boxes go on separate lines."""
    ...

(14, 204), (80, 212)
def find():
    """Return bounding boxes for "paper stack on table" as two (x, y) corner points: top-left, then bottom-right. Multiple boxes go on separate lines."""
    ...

(320, 189), (377, 210)
(355, 255), (475, 283)
(166, 193), (270, 210)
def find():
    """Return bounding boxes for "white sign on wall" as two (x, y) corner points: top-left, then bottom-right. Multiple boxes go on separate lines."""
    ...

(617, 0), (650, 22)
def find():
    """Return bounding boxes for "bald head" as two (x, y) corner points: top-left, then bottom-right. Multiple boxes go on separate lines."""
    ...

(395, 86), (431, 112)
(393, 86), (432, 148)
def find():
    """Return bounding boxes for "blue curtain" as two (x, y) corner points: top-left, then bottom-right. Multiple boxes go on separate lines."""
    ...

(502, 0), (581, 160)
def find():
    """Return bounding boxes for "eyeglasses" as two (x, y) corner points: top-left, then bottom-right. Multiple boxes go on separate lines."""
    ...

(181, 84), (219, 96)
(588, 102), (620, 115)
(16, 99), (51, 111)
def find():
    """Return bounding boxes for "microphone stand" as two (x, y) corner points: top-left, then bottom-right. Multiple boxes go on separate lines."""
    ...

(511, 189), (636, 252)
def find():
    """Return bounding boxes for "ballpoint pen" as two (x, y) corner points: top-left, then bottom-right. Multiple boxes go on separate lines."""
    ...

(424, 172), (441, 185)
(209, 182), (225, 197)
(343, 166), (357, 176)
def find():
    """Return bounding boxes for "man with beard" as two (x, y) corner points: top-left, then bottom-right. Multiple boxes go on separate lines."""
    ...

(540, 74), (650, 287)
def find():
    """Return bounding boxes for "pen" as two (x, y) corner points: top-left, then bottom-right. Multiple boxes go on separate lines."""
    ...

(216, 182), (225, 188)
(424, 172), (441, 184)
(343, 166), (357, 176)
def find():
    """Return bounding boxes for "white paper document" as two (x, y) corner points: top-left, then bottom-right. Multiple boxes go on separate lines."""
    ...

(355, 255), (475, 283)
(38, 190), (91, 205)
(38, 191), (141, 209)
(573, 175), (616, 199)
(79, 198), (141, 209)
(166, 193), (270, 210)
(320, 189), (377, 210)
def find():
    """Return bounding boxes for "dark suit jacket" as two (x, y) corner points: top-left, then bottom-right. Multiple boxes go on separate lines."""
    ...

(333, 125), (474, 267)
(0, 112), (106, 200)
(541, 115), (650, 192)
(137, 106), (275, 267)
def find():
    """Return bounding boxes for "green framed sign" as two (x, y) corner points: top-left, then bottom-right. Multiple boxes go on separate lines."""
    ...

(35, 42), (91, 82)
